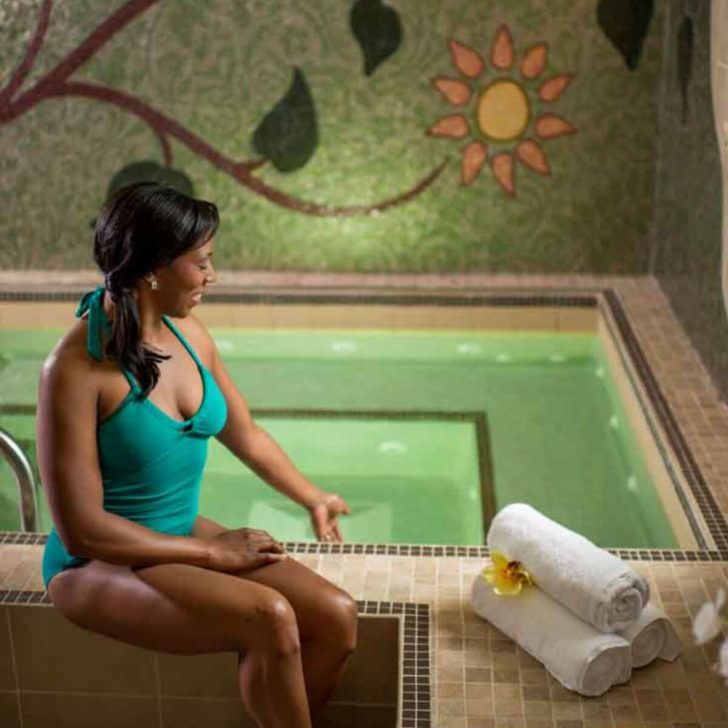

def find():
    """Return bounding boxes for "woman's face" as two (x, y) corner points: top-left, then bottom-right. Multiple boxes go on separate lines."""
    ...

(154, 236), (217, 317)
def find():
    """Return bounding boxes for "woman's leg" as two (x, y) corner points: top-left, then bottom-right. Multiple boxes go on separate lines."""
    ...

(238, 558), (358, 714)
(192, 516), (358, 713)
(48, 560), (312, 728)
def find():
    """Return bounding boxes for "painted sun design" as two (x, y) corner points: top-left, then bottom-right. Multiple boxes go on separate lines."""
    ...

(429, 24), (577, 197)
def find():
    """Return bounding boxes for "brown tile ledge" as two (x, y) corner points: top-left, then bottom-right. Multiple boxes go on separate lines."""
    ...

(1, 544), (727, 727)
(0, 602), (409, 728)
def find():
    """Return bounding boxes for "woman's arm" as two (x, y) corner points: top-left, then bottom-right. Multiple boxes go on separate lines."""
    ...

(36, 343), (265, 570)
(191, 515), (227, 540)
(205, 339), (324, 509)
(215, 371), (332, 509)
(189, 317), (350, 539)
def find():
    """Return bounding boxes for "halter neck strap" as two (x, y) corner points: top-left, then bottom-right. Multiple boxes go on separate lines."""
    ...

(76, 286), (110, 363)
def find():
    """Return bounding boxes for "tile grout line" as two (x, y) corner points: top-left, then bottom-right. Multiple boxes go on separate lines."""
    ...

(153, 653), (164, 728)
(5, 608), (24, 728)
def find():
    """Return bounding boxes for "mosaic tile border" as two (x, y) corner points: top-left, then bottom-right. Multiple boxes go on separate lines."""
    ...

(360, 600), (431, 728)
(1, 286), (726, 563)
(254, 408), (497, 533)
(0, 530), (724, 567)
(602, 290), (728, 554)
(0, 289), (599, 307)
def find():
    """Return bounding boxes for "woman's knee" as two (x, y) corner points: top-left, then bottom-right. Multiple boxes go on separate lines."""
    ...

(47, 571), (79, 619)
(316, 589), (358, 654)
(249, 592), (301, 658)
(47, 563), (109, 626)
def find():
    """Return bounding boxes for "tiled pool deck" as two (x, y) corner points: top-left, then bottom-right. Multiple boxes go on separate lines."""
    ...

(2, 271), (728, 728)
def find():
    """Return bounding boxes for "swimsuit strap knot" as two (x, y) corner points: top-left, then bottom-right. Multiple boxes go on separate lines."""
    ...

(76, 285), (108, 363)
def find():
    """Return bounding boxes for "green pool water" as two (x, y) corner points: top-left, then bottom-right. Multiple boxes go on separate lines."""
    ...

(0, 327), (679, 548)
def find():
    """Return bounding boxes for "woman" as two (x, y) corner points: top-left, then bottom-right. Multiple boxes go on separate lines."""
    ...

(37, 182), (356, 728)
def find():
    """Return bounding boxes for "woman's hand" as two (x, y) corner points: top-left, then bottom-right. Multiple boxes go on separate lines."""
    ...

(308, 493), (351, 543)
(206, 527), (287, 572)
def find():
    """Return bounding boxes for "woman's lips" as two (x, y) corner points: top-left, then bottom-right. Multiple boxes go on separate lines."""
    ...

(191, 293), (203, 305)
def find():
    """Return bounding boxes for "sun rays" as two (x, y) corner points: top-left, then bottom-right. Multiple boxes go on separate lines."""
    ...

(429, 24), (577, 197)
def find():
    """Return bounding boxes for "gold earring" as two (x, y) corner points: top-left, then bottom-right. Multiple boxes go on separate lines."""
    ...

(150, 278), (158, 291)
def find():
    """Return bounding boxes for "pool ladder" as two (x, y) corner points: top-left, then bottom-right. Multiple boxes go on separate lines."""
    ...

(0, 427), (39, 532)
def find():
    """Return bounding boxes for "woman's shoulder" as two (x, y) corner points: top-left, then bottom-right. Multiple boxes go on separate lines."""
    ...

(168, 313), (216, 360)
(40, 319), (100, 391)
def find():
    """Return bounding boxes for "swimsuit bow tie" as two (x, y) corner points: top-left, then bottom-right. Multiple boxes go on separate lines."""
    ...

(76, 286), (108, 362)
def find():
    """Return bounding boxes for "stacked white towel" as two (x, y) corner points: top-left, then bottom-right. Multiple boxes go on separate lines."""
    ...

(471, 575), (632, 696)
(618, 602), (682, 668)
(470, 503), (681, 697)
(487, 503), (650, 632)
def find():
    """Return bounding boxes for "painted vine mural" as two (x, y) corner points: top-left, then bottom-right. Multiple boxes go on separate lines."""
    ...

(1, 0), (662, 271)
(0, 0), (446, 215)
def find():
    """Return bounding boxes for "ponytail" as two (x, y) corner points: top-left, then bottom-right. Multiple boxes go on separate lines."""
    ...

(105, 286), (168, 397)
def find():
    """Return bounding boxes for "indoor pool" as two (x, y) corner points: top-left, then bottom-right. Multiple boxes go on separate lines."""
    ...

(0, 327), (681, 548)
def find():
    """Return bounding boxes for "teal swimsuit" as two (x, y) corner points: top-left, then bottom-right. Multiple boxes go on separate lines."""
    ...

(42, 287), (228, 589)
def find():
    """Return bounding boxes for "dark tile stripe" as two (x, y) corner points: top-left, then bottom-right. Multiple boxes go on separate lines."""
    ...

(2, 534), (724, 574)
(602, 290), (728, 557)
(0, 288), (599, 307)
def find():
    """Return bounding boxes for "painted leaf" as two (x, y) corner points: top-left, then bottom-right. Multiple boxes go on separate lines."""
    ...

(428, 114), (470, 139)
(521, 43), (548, 79)
(535, 114), (577, 139)
(350, 0), (403, 76)
(516, 139), (550, 175)
(448, 39), (485, 78)
(491, 25), (514, 70)
(92, 160), (195, 228)
(491, 153), (516, 196)
(432, 77), (472, 106)
(461, 141), (487, 186)
(539, 74), (574, 103)
(597, 0), (654, 71)
(677, 15), (693, 123)
(106, 160), (194, 198)
(252, 67), (318, 173)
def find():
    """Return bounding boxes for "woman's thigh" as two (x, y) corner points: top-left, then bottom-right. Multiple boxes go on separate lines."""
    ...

(48, 559), (295, 655)
(232, 558), (358, 641)
(193, 515), (356, 640)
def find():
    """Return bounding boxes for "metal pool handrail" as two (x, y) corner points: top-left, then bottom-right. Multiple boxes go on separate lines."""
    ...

(0, 427), (38, 532)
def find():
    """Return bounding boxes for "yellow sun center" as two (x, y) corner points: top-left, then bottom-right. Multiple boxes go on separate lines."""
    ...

(476, 79), (530, 141)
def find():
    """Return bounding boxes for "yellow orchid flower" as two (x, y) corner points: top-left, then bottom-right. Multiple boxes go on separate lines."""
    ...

(482, 551), (534, 596)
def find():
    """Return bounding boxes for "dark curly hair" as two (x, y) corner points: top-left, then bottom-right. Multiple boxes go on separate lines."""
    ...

(93, 182), (219, 396)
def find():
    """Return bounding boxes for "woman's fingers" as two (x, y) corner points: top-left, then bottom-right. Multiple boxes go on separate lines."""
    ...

(331, 521), (343, 542)
(252, 551), (287, 567)
(260, 541), (286, 554)
(254, 536), (286, 553)
(311, 504), (329, 540)
(233, 528), (285, 553)
(245, 528), (272, 539)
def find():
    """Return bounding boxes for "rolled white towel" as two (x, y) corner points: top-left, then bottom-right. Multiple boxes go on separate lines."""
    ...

(471, 574), (632, 696)
(618, 602), (682, 668)
(487, 503), (649, 632)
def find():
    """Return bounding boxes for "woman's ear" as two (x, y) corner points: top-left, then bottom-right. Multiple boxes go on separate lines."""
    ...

(143, 273), (159, 291)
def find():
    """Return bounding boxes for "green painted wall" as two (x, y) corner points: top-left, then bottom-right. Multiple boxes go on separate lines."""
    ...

(1, 0), (664, 272)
